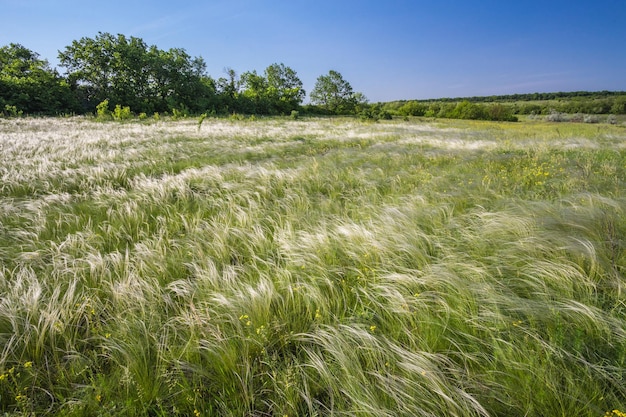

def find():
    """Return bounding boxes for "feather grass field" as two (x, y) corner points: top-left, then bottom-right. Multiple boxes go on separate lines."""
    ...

(0, 116), (625, 416)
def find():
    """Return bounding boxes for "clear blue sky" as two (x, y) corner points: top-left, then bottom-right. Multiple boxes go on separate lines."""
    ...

(1, 0), (625, 102)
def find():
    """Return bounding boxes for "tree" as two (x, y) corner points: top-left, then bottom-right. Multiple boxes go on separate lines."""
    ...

(264, 63), (305, 114)
(238, 63), (305, 115)
(397, 101), (427, 117)
(148, 46), (212, 113)
(59, 32), (131, 109)
(216, 67), (241, 114)
(310, 70), (357, 114)
(0, 43), (77, 114)
(58, 32), (213, 114)
(240, 70), (269, 114)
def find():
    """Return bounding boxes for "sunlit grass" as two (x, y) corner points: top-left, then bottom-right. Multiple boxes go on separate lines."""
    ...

(0, 116), (625, 416)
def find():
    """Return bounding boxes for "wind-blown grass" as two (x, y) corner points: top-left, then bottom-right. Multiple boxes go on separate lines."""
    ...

(0, 116), (625, 416)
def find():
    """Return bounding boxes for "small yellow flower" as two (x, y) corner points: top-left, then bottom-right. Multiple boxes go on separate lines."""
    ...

(96, 394), (102, 402)
(23, 361), (32, 369)
(369, 325), (377, 332)
(194, 409), (201, 417)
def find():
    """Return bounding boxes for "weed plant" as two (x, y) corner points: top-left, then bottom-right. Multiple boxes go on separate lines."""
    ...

(0, 117), (624, 416)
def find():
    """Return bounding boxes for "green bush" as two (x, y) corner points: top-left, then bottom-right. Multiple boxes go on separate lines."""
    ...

(2, 104), (23, 117)
(112, 104), (132, 120)
(95, 99), (111, 120)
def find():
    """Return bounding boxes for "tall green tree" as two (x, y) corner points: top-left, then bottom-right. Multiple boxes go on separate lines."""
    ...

(238, 63), (305, 115)
(148, 46), (212, 113)
(264, 63), (305, 114)
(310, 70), (357, 114)
(58, 32), (213, 114)
(216, 67), (240, 114)
(0, 43), (77, 114)
(58, 32), (129, 109)
(240, 70), (270, 114)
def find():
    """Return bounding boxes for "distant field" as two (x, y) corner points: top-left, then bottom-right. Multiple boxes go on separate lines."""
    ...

(0, 117), (625, 416)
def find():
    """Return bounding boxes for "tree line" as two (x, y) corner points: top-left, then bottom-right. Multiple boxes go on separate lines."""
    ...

(1, 32), (365, 117)
(384, 91), (626, 119)
(2, 32), (625, 120)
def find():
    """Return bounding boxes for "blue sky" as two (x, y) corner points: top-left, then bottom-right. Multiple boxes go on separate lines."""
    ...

(1, 0), (625, 102)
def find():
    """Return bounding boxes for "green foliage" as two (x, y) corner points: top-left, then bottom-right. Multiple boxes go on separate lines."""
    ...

(358, 104), (392, 122)
(112, 104), (132, 120)
(397, 100), (427, 116)
(290, 110), (299, 120)
(409, 100), (519, 122)
(310, 70), (359, 114)
(95, 99), (110, 120)
(386, 91), (626, 120)
(197, 112), (207, 130)
(58, 32), (213, 115)
(264, 62), (306, 114)
(229, 112), (245, 121)
(0, 43), (78, 115)
(2, 104), (23, 117)
(5, 36), (625, 119)
(171, 106), (189, 120)
(238, 63), (305, 115)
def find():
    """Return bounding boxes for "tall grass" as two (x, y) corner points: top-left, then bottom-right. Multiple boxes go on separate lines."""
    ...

(0, 116), (624, 416)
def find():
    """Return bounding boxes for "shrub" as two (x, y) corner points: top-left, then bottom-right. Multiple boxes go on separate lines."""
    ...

(95, 99), (111, 120)
(290, 110), (299, 120)
(172, 105), (190, 120)
(197, 113), (207, 130)
(378, 110), (393, 120)
(229, 113), (245, 121)
(112, 104), (132, 121)
(397, 101), (427, 117)
(172, 108), (185, 120)
(2, 104), (23, 117)
(546, 109), (567, 122)
(487, 103), (518, 122)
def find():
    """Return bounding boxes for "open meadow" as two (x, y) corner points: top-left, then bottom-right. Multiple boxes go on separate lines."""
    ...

(0, 116), (625, 416)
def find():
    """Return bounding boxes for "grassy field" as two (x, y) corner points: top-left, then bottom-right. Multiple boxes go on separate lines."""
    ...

(0, 116), (625, 416)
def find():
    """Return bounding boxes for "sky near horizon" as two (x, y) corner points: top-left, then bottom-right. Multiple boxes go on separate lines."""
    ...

(1, 0), (625, 102)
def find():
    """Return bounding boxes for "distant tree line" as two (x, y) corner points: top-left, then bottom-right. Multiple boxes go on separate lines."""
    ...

(2, 33), (625, 120)
(1, 32), (365, 117)
(384, 91), (626, 121)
